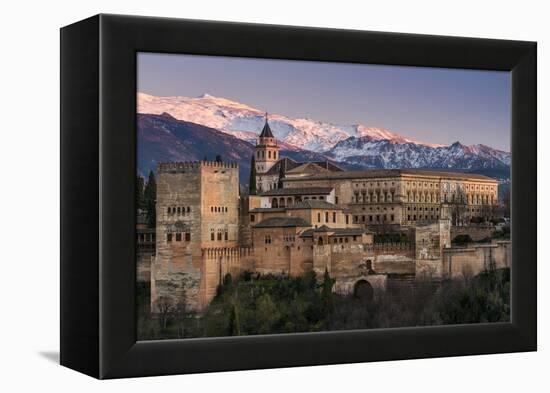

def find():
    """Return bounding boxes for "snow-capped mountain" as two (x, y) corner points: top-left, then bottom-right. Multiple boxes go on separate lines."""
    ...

(137, 92), (438, 152)
(326, 137), (511, 170)
(137, 92), (510, 174)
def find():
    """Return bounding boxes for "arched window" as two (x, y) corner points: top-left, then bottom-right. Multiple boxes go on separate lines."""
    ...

(268, 151), (271, 159)
(272, 198), (278, 208)
(317, 237), (324, 246)
(187, 207), (191, 213)
(317, 213), (321, 222)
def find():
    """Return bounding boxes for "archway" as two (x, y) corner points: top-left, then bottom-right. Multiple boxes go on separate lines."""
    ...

(354, 279), (374, 301)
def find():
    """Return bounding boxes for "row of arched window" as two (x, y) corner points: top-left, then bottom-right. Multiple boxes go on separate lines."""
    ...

(210, 228), (229, 241)
(166, 232), (191, 242)
(354, 214), (395, 223)
(256, 150), (278, 160)
(317, 211), (338, 224)
(406, 215), (439, 221)
(353, 191), (395, 203)
(406, 192), (438, 203)
(167, 206), (191, 215)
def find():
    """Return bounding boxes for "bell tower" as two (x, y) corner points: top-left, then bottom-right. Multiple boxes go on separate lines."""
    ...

(255, 113), (279, 174)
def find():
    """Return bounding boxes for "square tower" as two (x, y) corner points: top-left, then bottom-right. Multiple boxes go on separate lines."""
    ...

(152, 161), (239, 311)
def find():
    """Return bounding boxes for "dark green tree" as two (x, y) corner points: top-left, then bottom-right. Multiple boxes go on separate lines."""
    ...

(249, 155), (257, 195)
(215, 154), (223, 163)
(228, 302), (241, 336)
(321, 268), (335, 313)
(143, 170), (157, 228)
(136, 175), (145, 211)
(277, 162), (285, 189)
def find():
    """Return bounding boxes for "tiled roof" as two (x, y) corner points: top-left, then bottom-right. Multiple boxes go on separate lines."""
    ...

(249, 207), (286, 213)
(264, 157), (301, 175)
(299, 227), (367, 237)
(259, 121), (274, 138)
(253, 216), (311, 228)
(283, 168), (497, 182)
(286, 200), (342, 210)
(259, 187), (333, 196)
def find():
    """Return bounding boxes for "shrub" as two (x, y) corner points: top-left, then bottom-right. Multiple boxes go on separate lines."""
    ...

(452, 234), (473, 244)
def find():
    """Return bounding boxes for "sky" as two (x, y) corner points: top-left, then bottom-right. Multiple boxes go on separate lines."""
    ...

(138, 53), (511, 151)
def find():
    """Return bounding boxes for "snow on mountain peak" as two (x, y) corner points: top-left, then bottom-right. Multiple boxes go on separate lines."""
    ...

(136, 92), (501, 157)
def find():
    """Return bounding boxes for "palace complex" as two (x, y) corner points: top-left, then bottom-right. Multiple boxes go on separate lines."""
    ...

(144, 118), (509, 312)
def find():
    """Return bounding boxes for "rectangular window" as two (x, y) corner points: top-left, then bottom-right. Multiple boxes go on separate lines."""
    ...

(224, 231), (228, 241)
(335, 196), (339, 204)
(217, 232), (222, 241)
(250, 214), (255, 222)
(325, 212), (329, 222)
(175, 233), (182, 241)
(333, 212), (336, 223)
(391, 214), (394, 221)
(167, 233), (173, 242)
(318, 213), (321, 222)
(185, 232), (191, 241)
(345, 215), (349, 224)
(362, 215), (366, 222)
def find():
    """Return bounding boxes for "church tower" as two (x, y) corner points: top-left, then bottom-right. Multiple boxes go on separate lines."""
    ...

(255, 113), (279, 175)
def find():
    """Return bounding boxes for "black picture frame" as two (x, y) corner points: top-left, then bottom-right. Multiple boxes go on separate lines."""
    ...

(60, 14), (536, 379)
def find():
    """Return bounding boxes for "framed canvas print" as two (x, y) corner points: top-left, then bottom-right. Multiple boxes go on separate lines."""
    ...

(60, 14), (536, 379)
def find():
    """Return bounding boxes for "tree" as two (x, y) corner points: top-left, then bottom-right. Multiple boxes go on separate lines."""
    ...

(249, 155), (257, 195)
(156, 296), (174, 330)
(450, 184), (468, 226)
(321, 268), (335, 312)
(136, 175), (145, 211)
(277, 161), (285, 189)
(143, 171), (157, 228)
(502, 188), (510, 218)
(215, 154), (222, 163)
(228, 302), (241, 336)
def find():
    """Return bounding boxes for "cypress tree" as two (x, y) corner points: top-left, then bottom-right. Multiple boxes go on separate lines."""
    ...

(277, 161), (285, 189)
(215, 154), (222, 163)
(249, 155), (257, 195)
(144, 170), (157, 228)
(321, 268), (335, 313)
(136, 175), (145, 211)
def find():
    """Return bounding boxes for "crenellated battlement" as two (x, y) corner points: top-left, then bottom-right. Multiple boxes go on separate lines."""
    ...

(157, 160), (239, 173)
